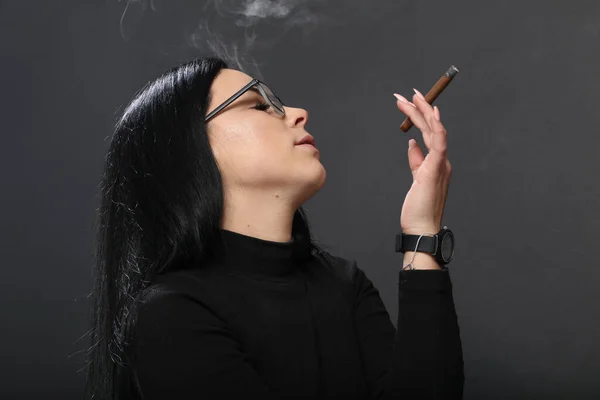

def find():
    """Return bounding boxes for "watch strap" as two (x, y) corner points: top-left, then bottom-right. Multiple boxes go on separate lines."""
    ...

(395, 233), (437, 254)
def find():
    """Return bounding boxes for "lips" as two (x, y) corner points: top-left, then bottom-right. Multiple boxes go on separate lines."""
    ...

(296, 134), (315, 147)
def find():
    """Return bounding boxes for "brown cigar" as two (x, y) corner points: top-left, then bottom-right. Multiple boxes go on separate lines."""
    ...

(400, 65), (459, 132)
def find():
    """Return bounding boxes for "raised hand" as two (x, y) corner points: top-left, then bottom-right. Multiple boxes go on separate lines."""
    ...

(394, 89), (452, 236)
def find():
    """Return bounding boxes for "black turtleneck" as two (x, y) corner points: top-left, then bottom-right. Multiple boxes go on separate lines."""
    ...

(131, 229), (464, 399)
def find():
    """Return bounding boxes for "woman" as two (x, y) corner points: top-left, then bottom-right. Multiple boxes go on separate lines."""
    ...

(84, 56), (464, 399)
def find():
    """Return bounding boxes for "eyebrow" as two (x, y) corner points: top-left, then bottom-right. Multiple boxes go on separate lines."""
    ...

(245, 85), (284, 105)
(249, 85), (284, 105)
(221, 85), (257, 105)
(248, 87), (262, 95)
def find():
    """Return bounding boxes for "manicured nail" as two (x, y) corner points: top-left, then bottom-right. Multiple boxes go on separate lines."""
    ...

(434, 106), (440, 121)
(413, 88), (426, 101)
(394, 93), (408, 103)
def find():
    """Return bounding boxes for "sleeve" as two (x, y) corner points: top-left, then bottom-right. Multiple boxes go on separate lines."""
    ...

(131, 291), (280, 400)
(353, 266), (464, 399)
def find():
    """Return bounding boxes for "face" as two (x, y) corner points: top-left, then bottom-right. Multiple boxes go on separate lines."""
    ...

(206, 69), (326, 207)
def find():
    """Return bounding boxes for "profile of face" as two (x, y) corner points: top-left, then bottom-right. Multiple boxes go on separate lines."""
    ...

(206, 69), (326, 209)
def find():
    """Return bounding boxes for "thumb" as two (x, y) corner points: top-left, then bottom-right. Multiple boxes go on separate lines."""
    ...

(407, 139), (425, 180)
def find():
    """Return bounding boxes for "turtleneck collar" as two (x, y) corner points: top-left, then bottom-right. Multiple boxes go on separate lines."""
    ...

(210, 228), (312, 279)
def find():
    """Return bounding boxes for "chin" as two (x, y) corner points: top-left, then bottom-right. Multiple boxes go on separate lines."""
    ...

(307, 163), (327, 195)
(293, 164), (326, 205)
(315, 164), (326, 189)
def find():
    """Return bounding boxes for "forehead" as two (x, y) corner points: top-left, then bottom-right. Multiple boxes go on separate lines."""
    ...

(209, 69), (255, 106)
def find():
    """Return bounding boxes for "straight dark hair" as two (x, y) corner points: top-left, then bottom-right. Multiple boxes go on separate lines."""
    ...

(83, 56), (330, 400)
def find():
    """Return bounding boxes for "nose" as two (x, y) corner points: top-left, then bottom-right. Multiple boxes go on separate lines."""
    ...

(284, 106), (308, 128)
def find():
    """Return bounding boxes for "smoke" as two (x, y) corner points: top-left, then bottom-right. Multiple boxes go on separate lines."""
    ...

(118, 0), (330, 77)
(238, 0), (295, 20)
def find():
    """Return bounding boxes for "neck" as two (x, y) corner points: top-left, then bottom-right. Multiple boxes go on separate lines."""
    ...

(220, 190), (297, 243)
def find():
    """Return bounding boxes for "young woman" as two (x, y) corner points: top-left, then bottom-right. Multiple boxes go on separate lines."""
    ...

(84, 56), (464, 399)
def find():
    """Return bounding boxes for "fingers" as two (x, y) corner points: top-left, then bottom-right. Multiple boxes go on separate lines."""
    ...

(427, 112), (448, 156)
(395, 95), (432, 150)
(412, 89), (436, 123)
(407, 138), (425, 181)
(411, 89), (439, 151)
(395, 92), (433, 150)
(395, 90), (448, 162)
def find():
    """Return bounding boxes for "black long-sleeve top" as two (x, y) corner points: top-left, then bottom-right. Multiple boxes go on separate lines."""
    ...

(131, 228), (464, 399)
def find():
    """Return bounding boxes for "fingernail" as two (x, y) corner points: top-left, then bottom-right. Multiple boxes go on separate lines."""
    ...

(394, 93), (408, 103)
(408, 139), (415, 147)
(413, 88), (426, 101)
(434, 106), (440, 121)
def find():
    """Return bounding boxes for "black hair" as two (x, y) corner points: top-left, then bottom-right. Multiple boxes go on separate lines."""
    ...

(83, 56), (330, 399)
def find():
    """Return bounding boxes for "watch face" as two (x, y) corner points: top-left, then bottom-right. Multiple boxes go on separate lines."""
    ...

(441, 231), (454, 262)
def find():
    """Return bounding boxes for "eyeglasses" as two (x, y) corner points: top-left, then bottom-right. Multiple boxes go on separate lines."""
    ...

(204, 78), (285, 123)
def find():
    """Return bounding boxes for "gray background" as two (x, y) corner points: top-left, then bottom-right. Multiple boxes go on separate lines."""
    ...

(1, 0), (599, 398)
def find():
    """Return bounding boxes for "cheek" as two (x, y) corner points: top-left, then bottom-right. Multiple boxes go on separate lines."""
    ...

(221, 121), (293, 181)
(244, 138), (292, 174)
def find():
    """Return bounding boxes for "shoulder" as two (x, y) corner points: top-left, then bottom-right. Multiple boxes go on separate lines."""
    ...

(134, 272), (229, 344)
(136, 277), (202, 320)
(140, 263), (229, 302)
(136, 267), (224, 321)
(311, 248), (363, 285)
(311, 248), (378, 294)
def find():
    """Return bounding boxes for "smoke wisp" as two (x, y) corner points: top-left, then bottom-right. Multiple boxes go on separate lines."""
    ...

(118, 0), (330, 76)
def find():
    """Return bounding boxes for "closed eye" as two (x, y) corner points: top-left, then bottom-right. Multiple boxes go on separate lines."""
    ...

(252, 102), (271, 112)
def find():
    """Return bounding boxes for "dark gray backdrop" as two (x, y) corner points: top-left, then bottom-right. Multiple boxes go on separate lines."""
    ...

(1, 0), (599, 398)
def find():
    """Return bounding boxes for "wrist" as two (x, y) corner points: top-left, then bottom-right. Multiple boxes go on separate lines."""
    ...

(402, 226), (440, 235)
(400, 226), (444, 270)
(403, 251), (442, 270)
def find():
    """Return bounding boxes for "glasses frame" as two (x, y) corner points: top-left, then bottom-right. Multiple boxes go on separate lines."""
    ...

(204, 78), (285, 123)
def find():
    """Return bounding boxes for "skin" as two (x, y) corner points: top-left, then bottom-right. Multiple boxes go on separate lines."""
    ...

(206, 69), (326, 244)
(395, 89), (452, 270)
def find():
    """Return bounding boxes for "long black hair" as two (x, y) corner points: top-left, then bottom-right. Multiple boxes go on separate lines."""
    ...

(83, 56), (330, 399)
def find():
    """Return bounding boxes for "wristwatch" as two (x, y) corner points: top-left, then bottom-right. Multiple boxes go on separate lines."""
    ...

(395, 225), (455, 266)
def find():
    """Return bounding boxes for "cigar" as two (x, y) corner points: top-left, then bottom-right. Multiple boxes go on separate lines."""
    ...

(400, 65), (459, 132)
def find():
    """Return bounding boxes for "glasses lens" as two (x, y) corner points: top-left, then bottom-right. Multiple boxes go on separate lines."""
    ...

(258, 83), (285, 115)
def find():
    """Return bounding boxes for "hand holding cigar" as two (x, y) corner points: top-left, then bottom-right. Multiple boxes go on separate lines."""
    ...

(394, 67), (457, 244)
(399, 66), (459, 132)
